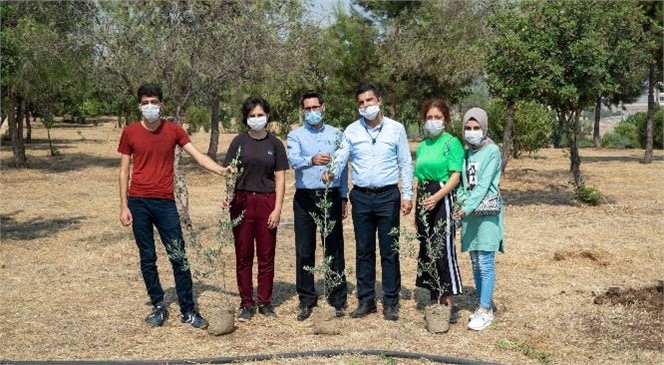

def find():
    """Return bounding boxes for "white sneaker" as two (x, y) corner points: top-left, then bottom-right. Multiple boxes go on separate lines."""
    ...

(468, 309), (493, 331)
(468, 308), (480, 322)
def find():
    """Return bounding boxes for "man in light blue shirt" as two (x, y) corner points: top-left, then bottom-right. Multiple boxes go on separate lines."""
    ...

(324, 83), (413, 321)
(287, 90), (348, 321)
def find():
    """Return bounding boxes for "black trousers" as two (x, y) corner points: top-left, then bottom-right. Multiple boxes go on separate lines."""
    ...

(293, 189), (347, 309)
(415, 182), (463, 299)
(350, 185), (401, 307)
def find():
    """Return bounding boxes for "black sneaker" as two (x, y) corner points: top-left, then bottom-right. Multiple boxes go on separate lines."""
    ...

(180, 310), (209, 329)
(258, 304), (276, 317)
(146, 303), (169, 327)
(350, 301), (377, 318)
(238, 306), (255, 322)
(296, 306), (313, 321)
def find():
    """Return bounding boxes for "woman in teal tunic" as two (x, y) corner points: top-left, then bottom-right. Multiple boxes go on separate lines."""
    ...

(455, 107), (504, 331)
(413, 99), (464, 323)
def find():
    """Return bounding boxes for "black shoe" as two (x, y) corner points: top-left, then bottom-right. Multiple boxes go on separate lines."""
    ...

(383, 305), (399, 321)
(258, 304), (276, 317)
(350, 301), (377, 318)
(449, 305), (459, 324)
(180, 310), (208, 329)
(238, 306), (255, 322)
(296, 306), (313, 321)
(334, 306), (346, 317)
(146, 303), (169, 327)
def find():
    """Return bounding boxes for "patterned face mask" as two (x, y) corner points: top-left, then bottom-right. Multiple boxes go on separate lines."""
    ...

(140, 104), (160, 122)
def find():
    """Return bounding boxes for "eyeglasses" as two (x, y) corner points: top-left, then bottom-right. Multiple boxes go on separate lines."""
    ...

(140, 100), (161, 106)
(303, 106), (322, 112)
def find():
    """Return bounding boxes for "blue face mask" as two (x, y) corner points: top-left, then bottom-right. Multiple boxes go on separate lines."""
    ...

(304, 111), (323, 126)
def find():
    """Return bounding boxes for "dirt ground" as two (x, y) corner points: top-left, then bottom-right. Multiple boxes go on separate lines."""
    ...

(1, 119), (663, 365)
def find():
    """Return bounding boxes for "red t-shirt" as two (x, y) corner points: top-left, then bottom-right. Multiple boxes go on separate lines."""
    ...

(117, 120), (191, 200)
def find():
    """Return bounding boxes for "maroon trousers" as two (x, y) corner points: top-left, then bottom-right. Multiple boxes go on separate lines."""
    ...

(230, 191), (277, 308)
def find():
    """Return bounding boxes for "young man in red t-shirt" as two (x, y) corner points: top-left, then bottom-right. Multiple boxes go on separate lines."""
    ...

(118, 83), (225, 329)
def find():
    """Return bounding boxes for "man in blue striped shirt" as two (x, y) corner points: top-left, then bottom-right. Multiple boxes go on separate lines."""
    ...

(324, 83), (413, 321)
(287, 90), (349, 321)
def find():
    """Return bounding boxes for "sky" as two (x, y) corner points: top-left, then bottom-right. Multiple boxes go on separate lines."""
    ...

(308, 0), (354, 27)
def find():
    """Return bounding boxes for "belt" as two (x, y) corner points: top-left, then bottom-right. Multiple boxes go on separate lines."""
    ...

(353, 184), (398, 194)
(297, 188), (339, 197)
(236, 190), (274, 195)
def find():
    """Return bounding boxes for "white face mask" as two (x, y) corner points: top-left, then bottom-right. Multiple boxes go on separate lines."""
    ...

(464, 130), (484, 146)
(425, 119), (444, 137)
(140, 104), (160, 122)
(359, 104), (380, 120)
(247, 116), (267, 131)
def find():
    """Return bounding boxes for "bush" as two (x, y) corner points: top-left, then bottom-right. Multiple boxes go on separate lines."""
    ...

(571, 179), (602, 206)
(601, 132), (635, 149)
(625, 106), (664, 149)
(74, 99), (103, 123)
(488, 100), (555, 157)
(602, 122), (639, 148)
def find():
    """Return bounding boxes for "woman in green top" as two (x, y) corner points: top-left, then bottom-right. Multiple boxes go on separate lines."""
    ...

(413, 99), (464, 322)
(455, 107), (504, 331)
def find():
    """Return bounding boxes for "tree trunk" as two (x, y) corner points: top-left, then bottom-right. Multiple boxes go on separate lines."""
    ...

(173, 105), (193, 230)
(389, 84), (397, 119)
(45, 105), (56, 156)
(501, 100), (515, 173)
(569, 110), (582, 186)
(593, 96), (601, 148)
(553, 111), (565, 148)
(8, 85), (28, 168)
(207, 91), (220, 159)
(47, 128), (54, 156)
(25, 107), (32, 144)
(643, 61), (655, 164)
(124, 109), (131, 126)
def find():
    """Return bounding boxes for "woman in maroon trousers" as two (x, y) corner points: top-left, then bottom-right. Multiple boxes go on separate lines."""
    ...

(223, 96), (288, 321)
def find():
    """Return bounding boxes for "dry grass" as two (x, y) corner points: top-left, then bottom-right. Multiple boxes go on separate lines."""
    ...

(1, 120), (663, 364)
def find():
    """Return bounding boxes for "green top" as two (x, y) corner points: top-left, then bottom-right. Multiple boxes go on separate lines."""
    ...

(414, 133), (464, 183)
(457, 143), (505, 253)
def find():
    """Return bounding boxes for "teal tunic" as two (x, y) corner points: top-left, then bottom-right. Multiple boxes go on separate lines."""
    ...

(457, 143), (505, 253)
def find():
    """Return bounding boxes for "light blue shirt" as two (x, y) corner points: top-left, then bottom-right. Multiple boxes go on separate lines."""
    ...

(287, 123), (349, 199)
(332, 116), (413, 200)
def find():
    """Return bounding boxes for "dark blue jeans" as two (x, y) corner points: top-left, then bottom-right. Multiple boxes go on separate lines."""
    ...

(349, 186), (401, 306)
(128, 197), (194, 314)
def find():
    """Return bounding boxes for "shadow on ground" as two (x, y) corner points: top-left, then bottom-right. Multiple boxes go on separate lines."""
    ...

(161, 281), (299, 310)
(1, 152), (117, 172)
(1, 211), (87, 241)
(502, 188), (575, 207)
(582, 154), (664, 163)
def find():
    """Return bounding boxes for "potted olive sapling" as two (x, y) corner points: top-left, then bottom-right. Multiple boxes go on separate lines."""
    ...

(391, 190), (452, 334)
(304, 153), (349, 335)
(168, 148), (243, 335)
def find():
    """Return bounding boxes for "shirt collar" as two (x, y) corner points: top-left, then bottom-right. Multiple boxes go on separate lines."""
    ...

(360, 117), (384, 130)
(305, 122), (326, 133)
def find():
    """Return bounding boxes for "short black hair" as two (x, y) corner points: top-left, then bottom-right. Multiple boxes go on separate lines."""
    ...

(355, 83), (381, 100)
(137, 83), (163, 102)
(299, 90), (324, 108)
(241, 96), (272, 125)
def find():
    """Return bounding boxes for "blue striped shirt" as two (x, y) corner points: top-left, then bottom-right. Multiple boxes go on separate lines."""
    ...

(287, 123), (348, 198)
(332, 116), (413, 200)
